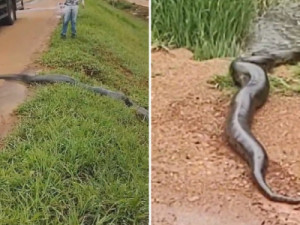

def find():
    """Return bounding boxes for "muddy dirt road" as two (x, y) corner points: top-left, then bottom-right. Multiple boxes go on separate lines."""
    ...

(0, 0), (61, 138)
(151, 49), (300, 225)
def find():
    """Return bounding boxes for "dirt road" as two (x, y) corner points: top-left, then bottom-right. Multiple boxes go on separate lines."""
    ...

(0, 0), (61, 138)
(152, 48), (300, 225)
(127, 0), (148, 7)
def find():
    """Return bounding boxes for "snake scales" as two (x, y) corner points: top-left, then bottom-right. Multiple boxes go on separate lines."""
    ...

(0, 74), (148, 120)
(226, 49), (300, 204)
(225, 0), (300, 204)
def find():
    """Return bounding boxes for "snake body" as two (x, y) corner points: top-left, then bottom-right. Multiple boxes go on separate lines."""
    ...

(226, 49), (300, 204)
(0, 74), (148, 120)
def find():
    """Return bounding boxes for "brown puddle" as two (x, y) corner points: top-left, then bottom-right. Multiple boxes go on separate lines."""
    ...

(0, 0), (61, 139)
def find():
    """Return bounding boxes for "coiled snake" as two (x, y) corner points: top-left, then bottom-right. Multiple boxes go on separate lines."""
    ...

(0, 74), (148, 120)
(226, 49), (300, 204)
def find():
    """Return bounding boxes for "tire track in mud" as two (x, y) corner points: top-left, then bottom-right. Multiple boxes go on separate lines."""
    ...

(151, 48), (300, 225)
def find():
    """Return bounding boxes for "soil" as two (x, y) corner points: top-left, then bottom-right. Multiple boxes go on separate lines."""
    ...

(128, 4), (148, 20)
(124, 0), (149, 20)
(126, 0), (148, 7)
(0, 0), (61, 138)
(151, 48), (300, 225)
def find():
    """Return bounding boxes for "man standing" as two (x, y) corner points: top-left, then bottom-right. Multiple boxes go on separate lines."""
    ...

(61, 0), (85, 39)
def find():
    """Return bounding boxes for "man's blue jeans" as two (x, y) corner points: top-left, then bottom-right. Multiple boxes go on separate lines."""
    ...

(61, 5), (79, 36)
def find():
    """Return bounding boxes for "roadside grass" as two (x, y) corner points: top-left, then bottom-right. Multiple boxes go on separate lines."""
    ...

(41, 0), (148, 107)
(0, 83), (148, 224)
(152, 0), (292, 60)
(0, 0), (148, 224)
(105, 0), (133, 10)
(104, 0), (149, 21)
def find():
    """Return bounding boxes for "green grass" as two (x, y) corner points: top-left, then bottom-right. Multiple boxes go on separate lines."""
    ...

(207, 73), (236, 92)
(0, 84), (148, 224)
(105, 0), (134, 10)
(41, 0), (148, 107)
(152, 0), (255, 60)
(0, 0), (148, 224)
(152, 0), (289, 60)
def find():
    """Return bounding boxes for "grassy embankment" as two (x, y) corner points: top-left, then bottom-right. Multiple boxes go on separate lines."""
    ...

(0, 0), (148, 224)
(152, 0), (300, 94)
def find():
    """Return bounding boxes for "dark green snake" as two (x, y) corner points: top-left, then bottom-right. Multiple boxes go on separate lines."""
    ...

(226, 49), (300, 204)
(0, 74), (148, 120)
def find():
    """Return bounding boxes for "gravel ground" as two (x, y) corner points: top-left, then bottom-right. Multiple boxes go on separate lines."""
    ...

(151, 48), (300, 225)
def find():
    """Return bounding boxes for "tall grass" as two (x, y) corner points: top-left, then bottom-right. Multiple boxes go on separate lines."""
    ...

(152, 0), (289, 60)
(152, 0), (256, 59)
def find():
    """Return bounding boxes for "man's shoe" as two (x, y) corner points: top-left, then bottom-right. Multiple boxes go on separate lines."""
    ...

(71, 34), (76, 38)
(61, 34), (66, 39)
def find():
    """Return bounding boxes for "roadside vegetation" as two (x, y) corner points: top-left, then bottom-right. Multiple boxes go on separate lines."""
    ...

(105, 0), (149, 21)
(152, 0), (295, 60)
(42, 0), (148, 106)
(0, 0), (148, 224)
(105, 0), (133, 9)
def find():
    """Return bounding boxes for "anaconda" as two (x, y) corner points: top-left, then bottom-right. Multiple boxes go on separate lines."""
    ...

(0, 74), (148, 120)
(226, 49), (300, 204)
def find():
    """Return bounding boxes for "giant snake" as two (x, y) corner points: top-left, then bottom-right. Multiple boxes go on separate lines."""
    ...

(226, 49), (300, 204)
(0, 74), (148, 120)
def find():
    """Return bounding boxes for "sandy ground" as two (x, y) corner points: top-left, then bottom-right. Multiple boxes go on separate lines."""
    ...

(0, 0), (61, 138)
(151, 48), (300, 225)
